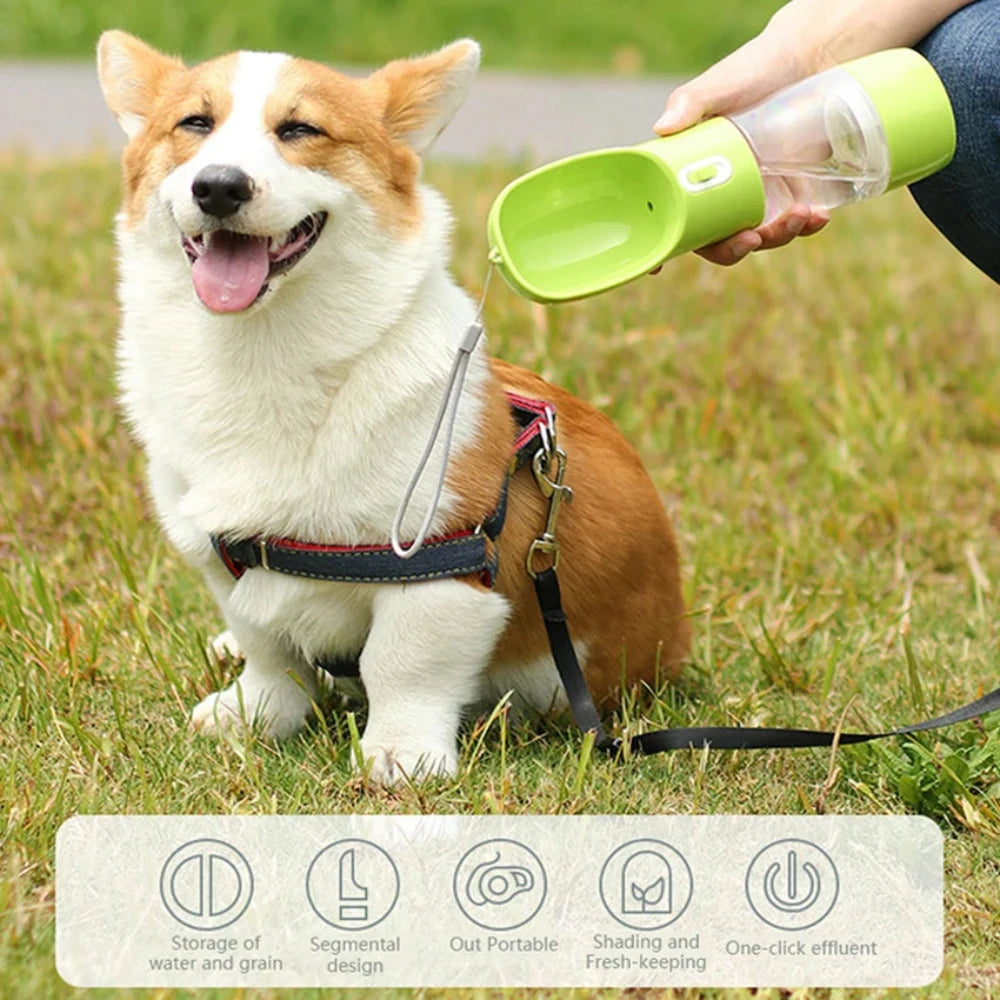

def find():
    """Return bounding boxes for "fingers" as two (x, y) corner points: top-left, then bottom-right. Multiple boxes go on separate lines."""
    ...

(754, 204), (830, 248)
(696, 231), (764, 266)
(653, 89), (703, 135)
(799, 207), (831, 237)
(693, 206), (831, 267)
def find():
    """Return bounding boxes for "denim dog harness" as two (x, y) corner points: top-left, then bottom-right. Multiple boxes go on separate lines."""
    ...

(210, 391), (556, 588)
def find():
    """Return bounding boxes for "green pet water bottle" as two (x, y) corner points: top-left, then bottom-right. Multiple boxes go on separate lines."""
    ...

(487, 49), (956, 303)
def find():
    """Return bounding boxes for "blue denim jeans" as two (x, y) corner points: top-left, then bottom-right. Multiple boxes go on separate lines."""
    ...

(911, 0), (1000, 282)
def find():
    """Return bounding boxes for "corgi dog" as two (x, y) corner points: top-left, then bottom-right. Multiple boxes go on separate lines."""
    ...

(96, 31), (690, 782)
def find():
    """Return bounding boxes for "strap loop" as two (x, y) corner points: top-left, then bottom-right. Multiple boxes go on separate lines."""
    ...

(391, 263), (495, 559)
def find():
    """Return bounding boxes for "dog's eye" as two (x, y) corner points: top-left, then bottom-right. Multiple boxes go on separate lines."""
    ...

(176, 114), (214, 135)
(276, 120), (325, 142)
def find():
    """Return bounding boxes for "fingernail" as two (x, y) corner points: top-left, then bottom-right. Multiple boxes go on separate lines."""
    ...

(653, 110), (679, 133)
(653, 98), (687, 133)
(785, 216), (806, 236)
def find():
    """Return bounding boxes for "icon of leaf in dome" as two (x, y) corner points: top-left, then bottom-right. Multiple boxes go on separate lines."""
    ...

(631, 876), (665, 910)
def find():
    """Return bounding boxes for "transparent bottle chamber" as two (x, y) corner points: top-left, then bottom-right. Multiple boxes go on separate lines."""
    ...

(729, 66), (892, 223)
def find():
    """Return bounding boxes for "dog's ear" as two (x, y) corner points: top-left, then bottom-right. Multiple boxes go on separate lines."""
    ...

(368, 39), (480, 155)
(97, 31), (185, 140)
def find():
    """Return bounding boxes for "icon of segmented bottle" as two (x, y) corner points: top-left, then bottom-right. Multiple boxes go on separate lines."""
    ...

(306, 839), (400, 931)
(745, 838), (839, 931)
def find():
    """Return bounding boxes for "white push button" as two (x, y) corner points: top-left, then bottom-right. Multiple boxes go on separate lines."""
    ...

(679, 155), (733, 192)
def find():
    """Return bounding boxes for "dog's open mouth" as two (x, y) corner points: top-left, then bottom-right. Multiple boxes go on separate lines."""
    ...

(183, 212), (327, 313)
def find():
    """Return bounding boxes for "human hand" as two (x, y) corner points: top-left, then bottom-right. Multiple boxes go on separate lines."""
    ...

(652, 33), (830, 265)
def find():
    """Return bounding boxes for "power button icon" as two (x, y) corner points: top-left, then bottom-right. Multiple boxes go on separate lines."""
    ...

(745, 839), (839, 931)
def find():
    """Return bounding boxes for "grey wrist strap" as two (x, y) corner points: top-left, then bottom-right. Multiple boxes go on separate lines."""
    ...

(390, 264), (494, 559)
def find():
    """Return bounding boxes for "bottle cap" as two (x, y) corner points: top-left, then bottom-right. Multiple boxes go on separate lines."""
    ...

(841, 48), (955, 189)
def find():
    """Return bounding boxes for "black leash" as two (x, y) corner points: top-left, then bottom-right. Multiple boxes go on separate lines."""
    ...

(524, 402), (1000, 758)
(533, 567), (615, 748)
(533, 564), (1000, 757)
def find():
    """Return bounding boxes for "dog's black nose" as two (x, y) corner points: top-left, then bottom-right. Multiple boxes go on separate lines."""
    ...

(191, 165), (254, 219)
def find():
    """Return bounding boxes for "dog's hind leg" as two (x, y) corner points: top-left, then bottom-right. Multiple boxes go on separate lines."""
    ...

(357, 579), (510, 784)
(191, 620), (319, 741)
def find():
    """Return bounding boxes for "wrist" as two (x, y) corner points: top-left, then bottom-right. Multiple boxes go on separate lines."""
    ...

(766, 0), (977, 71)
(764, 3), (849, 75)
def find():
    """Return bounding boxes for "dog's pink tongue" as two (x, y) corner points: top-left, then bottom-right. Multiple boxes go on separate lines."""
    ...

(192, 231), (270, 313)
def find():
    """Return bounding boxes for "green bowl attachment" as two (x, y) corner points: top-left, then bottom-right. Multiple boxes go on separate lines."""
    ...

(487, 118), (764, 303)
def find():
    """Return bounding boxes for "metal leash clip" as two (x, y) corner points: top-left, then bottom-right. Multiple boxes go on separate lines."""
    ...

(526, 423), (574, 578)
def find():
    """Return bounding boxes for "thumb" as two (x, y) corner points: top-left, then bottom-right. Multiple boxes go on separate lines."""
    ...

(653, 87), (704, 135)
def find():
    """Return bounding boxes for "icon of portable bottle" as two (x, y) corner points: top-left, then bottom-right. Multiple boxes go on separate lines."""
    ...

(487, 49), (956, 302)
(465, 851), (535, 906)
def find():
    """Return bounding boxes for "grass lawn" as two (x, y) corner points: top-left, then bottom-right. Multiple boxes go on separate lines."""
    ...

(1, 150), (999, 999)
(1, 0), (785, 73)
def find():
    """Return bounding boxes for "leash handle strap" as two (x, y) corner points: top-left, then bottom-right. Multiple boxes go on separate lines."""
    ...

(532, 568), (1000, 757)
(391, 263), (496, 560)
(628, 681), (1000, 754)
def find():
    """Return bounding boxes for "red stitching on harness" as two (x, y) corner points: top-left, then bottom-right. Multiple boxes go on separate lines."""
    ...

(264, 527), (477, 556)
(505, 390), (551, 413)
(507, 391), (555, 454)
(513, 416), (547, 452)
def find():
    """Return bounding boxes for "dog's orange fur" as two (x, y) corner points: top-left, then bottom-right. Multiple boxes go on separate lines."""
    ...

(449, 360), (690, 703)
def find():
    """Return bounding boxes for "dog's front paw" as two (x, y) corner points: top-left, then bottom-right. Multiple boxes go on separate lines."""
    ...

(191, 676), (313, 741)
(357, 737), (457, 785)
(208, 629), (245, 663)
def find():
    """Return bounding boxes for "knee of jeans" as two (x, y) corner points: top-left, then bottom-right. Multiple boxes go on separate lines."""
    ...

(917, 1), (1000, 113)
(909, 1), (1000, 280)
